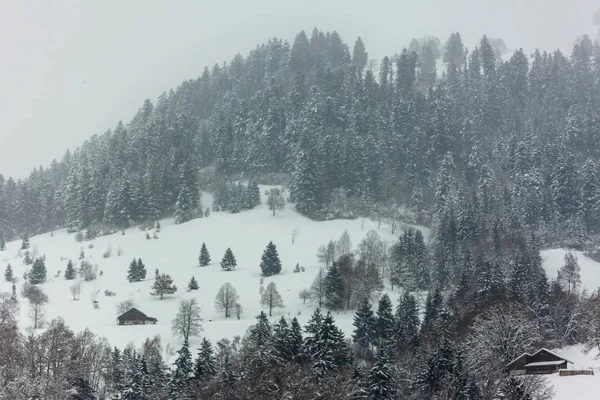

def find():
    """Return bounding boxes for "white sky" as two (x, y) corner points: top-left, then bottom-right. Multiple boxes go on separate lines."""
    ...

(0, 0), (597, 179)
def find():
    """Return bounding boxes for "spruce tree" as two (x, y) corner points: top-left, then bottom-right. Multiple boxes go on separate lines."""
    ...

(273, 317), (292, 361)
(353, 298), (376, 354)
(65, 260), (76, 280)
(21, 234), (30, 250)
(260, 241), (282, 276)
(395, 292), (420, 350)
(127, 258), (146, 283)
(188, 276), (199, 291)
(220, 248), (237, 271)
(497, 377), (532, 400)
(288, 317), (304, 361)
(169, 339), (193, 399)
(368, 351), (396, 400)
(199, 242), (211, 267)
(29, 258), (47, 284)
(4, 263), (13, 282)
(194, 338), (217, 379)
(249, 181), (261, 208)
(310, 312), (349, 376)
(325, 263), (345, 309)
(151, 273), (177, 299)
(375, 294), (395, 347)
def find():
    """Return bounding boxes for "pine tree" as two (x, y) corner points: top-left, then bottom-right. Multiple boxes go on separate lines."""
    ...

(220, 248), (237, 271)
(127, 258), (146, 283)
(352, 298), (376, 354)
(261, 281), (284, 316)
(151, 273), (177, 299)
(497, 377), (532, 400)
(194, 338), (217, 379)
(199, 242), (211, 267)
(325, 263), (345, 309)
(375, 294), (395, 347)
(21, 234), (30, 250)
(65, 260), (76, 280)
(169, 339), (193, 399)
(395, 292), (420, 350)
(4, 263), (13, 282)
(29, 258), (47, 284)
(260, 241), (282, 276)
(188, 276), (199, 291)
(368, 351), (396, 400)
(67, 376), (96, 400)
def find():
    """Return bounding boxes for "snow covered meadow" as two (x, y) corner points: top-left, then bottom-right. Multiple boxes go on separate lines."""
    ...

(0, 187), (425, 352)
(2, 186), (600, 398)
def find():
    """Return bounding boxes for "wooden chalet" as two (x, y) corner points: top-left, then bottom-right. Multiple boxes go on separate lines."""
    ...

(506, 348), (572, 376)
(117, 308), (157, 325)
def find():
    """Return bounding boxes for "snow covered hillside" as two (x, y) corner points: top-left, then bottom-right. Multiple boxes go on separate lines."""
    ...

(0, 186), (427, 353)
(541, 249), (600, 291)
(547, 346), (600, 400)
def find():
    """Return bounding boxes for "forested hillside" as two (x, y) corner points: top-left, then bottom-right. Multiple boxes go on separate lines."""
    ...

(1, 29), (599, 250)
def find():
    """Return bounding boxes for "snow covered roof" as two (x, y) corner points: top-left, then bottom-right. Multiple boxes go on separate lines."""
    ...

(533, 348), (574, 364)
(526, 360), (567, 367)
(507, 348), (574, 367)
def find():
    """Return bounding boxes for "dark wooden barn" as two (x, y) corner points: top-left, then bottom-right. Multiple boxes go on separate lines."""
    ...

(506, 348), (572, 375)
(117, 308), (157, 325)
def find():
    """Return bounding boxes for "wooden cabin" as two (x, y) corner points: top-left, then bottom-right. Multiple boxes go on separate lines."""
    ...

(506, 348), (572, 376)
(117, 308), (157, 325)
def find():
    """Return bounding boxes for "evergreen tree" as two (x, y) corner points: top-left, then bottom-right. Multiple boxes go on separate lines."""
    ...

(21, 234), (30, 250)
(65, 260), (76, 280)
(168, 339), (193, 399)
(352, 298), (376, 354)
(288, 317), (304, 361)
(273, 317), (292, 361)
(368, 351), (396, 400)
(199, 242), (211, 266)
(151, 273), (178, 299)
(188, 276), (199, 291)
(248, 181), (261, 208)
(309, 311), (349, 376)
(325, 262), (345, 309)
(127, 258), (147, 283)
(220, 248), (237, 271)
(194, 338), (217, 379)
(497, 377), (532, 400)
(352, 36), (368, 69)
(29, 257), (46, 284)
(4, 263), (13, 282)
(67, 377), (96, 400)
(0, 236), (5, 251)
(375, 294), (395, 347)
(260, 241), (282, 276)
(395, 292), (420, 350)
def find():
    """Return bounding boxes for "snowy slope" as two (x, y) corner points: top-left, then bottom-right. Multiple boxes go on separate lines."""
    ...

(541, 249), (600, 292)
(0, 186), (427, 353)
(547, 346), (600, 400)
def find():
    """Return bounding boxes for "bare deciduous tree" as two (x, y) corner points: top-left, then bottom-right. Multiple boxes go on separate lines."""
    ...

(261, 282), (284, 316)
(317, 240), (337, 268)
(291, 229), (299, 245)
(558, 252), (581, 295)
(267, 188), (285, 216)
(215, 283), (239, 318)
(116, 299), (137, 314)
(172, 298), (204, 341)
(299, 289), (311, 304)
(310, 268), (326, 307)
(70, 281), (81, 301)
(27, 285), (48, 329)
(336, 231), (352, 257)
(357, 230), (384, 267)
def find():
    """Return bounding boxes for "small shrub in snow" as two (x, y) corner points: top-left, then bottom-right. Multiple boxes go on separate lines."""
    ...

(204, 207), (210, 217)
(102, 246), (112, 259)
(23, 251), (33, 265)
(188, 276), (199, 291)
(146, 233), (151, 240)
(104, 289), (116, 297)
(88, 244), (94, 249)
(79, 248), (85, 260)
(117, 246), (123, 256)
(79, 260), (97, 281)
(293, 263), (301, 273)
(74, 232), (85, 243)
(153, 232), (158, 240)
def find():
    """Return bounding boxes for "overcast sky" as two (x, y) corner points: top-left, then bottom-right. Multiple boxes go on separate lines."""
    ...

(0, 1), (597, 179)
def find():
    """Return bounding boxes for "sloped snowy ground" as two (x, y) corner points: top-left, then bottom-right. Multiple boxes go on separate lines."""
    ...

(0, 186), (427, 355)
(541, 249), (600, 291)
(546, 346), (600, 400)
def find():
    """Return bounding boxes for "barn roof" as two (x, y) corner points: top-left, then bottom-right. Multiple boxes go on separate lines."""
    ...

(117, 307), (154, 321)
(506, 348), (573, 367)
